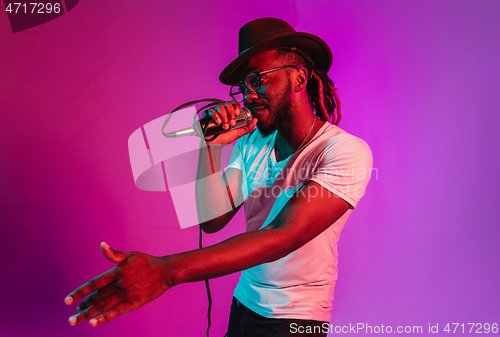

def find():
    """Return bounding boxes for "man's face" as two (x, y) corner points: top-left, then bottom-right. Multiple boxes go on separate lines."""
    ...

(239, 50), (294, 137)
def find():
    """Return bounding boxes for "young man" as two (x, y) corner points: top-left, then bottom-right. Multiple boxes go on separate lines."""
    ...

(65, 18), (372, 337)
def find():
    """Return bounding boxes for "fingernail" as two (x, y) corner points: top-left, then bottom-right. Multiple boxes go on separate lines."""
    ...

(89, 318), (98, 327)
(223, 123), (229, 130)
(230, 119), (236, 126)
(65, 296), (73, 305)
(68, 315), (77, 326)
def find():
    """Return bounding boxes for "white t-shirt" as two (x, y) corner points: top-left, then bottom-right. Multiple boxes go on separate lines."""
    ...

(227, 122), (373, 322)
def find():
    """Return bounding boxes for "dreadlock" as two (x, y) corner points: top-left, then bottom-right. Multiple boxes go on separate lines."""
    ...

(276, 48), (341, 125)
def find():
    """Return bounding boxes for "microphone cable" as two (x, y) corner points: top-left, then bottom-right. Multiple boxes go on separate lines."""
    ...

(161, 98), (227, 142)
(200, 224), (213, 337)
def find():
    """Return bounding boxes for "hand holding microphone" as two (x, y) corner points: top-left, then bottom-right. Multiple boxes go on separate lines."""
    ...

(202, 100), (257, 144)
(162, 99), (257, 144)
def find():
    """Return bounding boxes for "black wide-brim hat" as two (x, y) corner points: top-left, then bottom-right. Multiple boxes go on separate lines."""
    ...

(219, 18), (333, 85)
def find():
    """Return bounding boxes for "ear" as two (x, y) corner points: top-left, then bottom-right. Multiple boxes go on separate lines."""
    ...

(293, 68), (308, 92)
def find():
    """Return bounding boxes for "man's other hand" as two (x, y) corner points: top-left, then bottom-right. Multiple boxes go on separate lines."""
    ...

(65, 242), (170, 327)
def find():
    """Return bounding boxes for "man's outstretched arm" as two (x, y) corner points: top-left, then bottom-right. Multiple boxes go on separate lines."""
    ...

(65, 181), (349, 327)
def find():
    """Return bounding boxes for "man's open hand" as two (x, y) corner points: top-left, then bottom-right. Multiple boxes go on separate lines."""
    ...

(65, 242), (170, 327)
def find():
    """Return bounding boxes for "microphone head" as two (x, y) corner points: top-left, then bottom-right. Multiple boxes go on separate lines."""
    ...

(234, 107), (253, 128)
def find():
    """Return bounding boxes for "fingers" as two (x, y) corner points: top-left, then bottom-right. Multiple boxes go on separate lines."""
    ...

(65, 251), (169, 327)
(100, 242), (133, 264)
(65, 269), (115, 305)
(235, 118), (258, 138)
(65, 243), (130, 306)
(88, 302), (135, 327)
(207, 100), (241, 130)
(68, 293), (123, 326)
(76, 282), (118, 313)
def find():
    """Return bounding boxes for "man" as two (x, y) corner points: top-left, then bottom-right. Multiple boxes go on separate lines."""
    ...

(65, 18), (372, 337)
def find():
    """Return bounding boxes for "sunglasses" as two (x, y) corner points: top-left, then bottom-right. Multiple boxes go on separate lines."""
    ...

(229, 65), (300, 102)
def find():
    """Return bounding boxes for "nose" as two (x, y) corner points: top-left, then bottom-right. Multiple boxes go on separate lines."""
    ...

(243, 89), (258, 104)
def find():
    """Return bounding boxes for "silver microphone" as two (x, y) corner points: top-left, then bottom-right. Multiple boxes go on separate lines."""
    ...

(163, 107), (253, 138)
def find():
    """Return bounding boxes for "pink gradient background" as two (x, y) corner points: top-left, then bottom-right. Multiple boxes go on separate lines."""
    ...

(1, 1), (499, 336)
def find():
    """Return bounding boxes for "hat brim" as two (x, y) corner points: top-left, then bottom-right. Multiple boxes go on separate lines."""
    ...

(219, 32), (333, 85)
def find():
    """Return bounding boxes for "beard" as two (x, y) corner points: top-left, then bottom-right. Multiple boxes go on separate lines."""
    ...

(257, 81), (292, 138)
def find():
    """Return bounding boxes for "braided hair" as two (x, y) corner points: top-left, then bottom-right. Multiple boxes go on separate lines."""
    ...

(276, 48), (342, 125)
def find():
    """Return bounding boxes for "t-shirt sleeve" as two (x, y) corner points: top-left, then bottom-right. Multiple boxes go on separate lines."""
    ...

(309, 135), (373, 209)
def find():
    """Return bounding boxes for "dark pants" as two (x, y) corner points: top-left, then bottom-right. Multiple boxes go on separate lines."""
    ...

(225, 297), (328, 337)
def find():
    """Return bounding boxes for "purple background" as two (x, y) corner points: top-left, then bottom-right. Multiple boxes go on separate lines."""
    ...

(1, 0), (499, 336)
